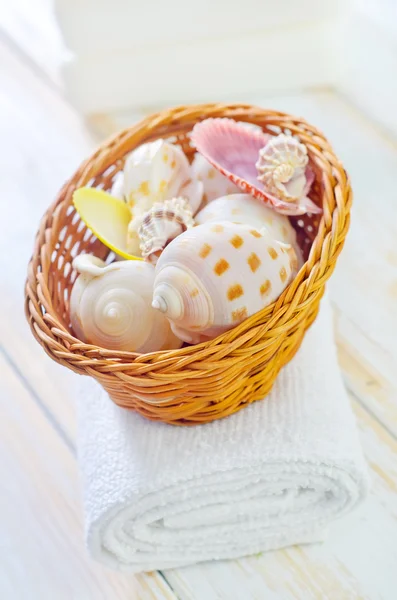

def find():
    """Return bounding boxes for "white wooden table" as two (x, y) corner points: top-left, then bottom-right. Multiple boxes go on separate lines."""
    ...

(1, 34), (397, 599)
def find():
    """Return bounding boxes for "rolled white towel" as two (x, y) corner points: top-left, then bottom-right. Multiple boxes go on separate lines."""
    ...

(76, 299), (369, 572)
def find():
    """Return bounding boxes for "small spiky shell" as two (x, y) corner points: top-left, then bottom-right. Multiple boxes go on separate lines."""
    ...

(152, 221), (296, 344)
(138, 197), (195, 264)
(256, 134), (309, 203)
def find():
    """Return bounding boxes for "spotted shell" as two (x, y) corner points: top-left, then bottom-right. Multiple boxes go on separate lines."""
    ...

(70, 255), (182, 353)
(152, 221), (296, 344)
(191, 118), (320, 216)
(195, 193), (303, 268)
(138, 197), (195, 264)
(123, 140), (203, 254)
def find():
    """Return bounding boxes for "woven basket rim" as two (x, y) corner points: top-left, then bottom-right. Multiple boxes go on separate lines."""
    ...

(25, 103), (352, 419)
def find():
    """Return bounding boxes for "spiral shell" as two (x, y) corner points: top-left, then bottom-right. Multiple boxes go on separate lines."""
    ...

(195, 193), (303, 268)
(152, 221), (296, 344)
(256, 134), (308, 203)
(191, 118), (320, 216)
(138, 197), (195, 264)
(70, 255), (182, 353)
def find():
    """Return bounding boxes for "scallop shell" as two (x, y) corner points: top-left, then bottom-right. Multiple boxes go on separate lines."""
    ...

(191, 118), (320, 216)
(138, 197), (195, 264)
(152, 221), (296, 344)
(70, 254), (182, 353)
(195, 193), (303, 267)
(73, 187), (142, 261)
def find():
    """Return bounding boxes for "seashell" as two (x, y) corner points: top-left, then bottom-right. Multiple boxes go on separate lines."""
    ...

(122, 140), (202, 254)
(138, 197), (195, 264)
(152, 221), (296, 344)
(73, 187), (143, 260)
(178, 177), (204, 215)
(191, 118), (320, 216)
(70, 254), (182, 353)
(191, 153), (241, 206)
(256, 134), (310, 204)
(195, 193), (303, 267)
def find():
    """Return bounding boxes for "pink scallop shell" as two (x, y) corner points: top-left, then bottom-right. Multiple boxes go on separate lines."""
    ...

(191, 118), (321, 216)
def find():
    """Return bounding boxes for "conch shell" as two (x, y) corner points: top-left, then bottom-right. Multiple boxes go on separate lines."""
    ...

(70, 254), (182, 352)
(122, 140), (203, 254)
(152, 221), (296, 344)
(195, 193), (303, 267)
(138, 197), (195, 264)
(191, 118), (320, 216)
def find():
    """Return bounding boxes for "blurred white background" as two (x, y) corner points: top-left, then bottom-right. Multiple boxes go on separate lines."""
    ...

(2, 0), (397, 134)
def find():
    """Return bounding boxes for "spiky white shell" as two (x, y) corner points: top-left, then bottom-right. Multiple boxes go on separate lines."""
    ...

(256, 134), (309, 203)
(70, 254), (182, 353)
(123, 140), (202, 254)
(138, 197), (195, 264)
(152, 221), (296, 343)
(195, 193), (303, 267)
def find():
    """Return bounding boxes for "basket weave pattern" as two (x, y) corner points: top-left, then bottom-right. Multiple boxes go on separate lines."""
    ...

(25, 104), (351, 425)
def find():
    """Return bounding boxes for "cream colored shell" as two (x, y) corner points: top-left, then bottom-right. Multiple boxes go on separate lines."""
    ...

(70, 254), (182, 353)
(191, 152), (240, 206)
(256, 134), (309, 203)
(195, 193), (302, 266)
(138, 197), (195, 264)
(152, 221), (296, 344)
(123, 140), (203, 254)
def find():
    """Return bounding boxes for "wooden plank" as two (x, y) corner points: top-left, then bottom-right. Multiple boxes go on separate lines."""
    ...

(1, 353), (178, 600)
(0, 39), (95, 440)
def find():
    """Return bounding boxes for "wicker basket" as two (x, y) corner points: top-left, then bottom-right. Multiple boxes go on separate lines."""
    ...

(25, 103), (351, 425)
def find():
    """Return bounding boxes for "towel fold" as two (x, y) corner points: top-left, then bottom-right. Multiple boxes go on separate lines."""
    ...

(76, 300), (368, 572)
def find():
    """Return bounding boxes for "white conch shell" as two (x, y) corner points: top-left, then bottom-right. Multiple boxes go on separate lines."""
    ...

(123, 140), (203, 254)
(191, 152), (240, 206)
(195, 193), (303, 268)
(138, 197), (195, 264)
(152, 221), (296, 344)
(70, 255), (182, 353)
(256, 134), (309, 203)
